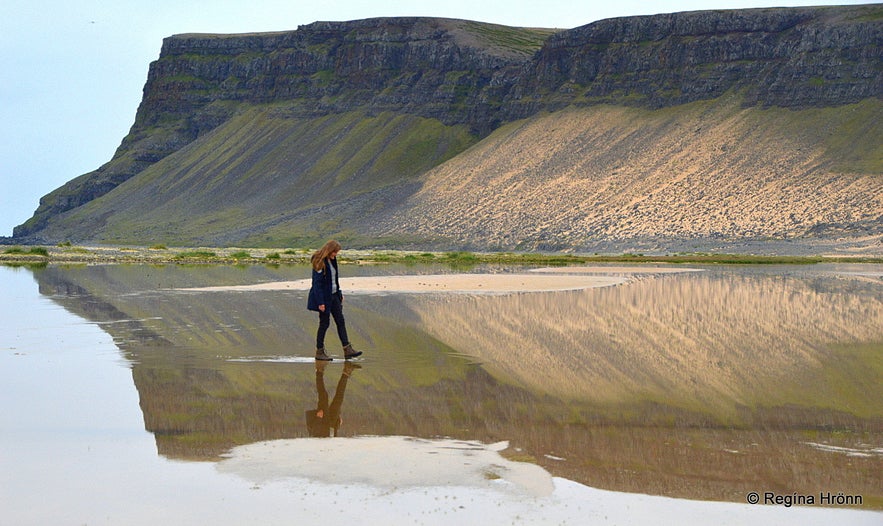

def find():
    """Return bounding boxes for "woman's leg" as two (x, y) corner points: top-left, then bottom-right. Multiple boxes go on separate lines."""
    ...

(316, 310), (331, 349)
(327, 293), (350, 346)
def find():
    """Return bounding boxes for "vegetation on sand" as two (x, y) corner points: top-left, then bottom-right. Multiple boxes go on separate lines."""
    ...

(1, 245), (881, 266)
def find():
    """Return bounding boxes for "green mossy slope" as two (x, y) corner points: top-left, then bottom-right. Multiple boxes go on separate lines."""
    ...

(39, 106), (475, 247)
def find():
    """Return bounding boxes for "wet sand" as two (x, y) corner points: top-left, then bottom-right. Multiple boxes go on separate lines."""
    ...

(213, 436), (880, 526)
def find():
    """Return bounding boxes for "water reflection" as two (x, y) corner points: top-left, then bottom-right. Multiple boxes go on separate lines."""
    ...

(404, 270), (883, 422)
(27, 263), (883, 506)
(307, 362), (359, 437)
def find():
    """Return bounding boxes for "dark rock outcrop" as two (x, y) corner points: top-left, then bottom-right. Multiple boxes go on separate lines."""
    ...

(140, 18), (545, 130)
(504, 5), (882, 117)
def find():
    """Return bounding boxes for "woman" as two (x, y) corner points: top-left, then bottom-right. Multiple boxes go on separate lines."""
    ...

(307, 240), (362, 361)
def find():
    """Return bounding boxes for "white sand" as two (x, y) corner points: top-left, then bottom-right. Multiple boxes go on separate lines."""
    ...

(176, 267), (707, 294)
(530, 266), (705, 274)
(216, 436), (880, 526)
(177, 272), (631, 293)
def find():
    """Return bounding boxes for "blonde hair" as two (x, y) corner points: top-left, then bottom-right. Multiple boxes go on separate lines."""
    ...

(311, 240), (342, 271)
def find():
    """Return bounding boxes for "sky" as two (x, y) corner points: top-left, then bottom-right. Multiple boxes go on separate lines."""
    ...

(0, 1), (872, 238)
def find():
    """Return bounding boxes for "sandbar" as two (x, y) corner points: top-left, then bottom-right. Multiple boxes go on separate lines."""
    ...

(177, 266), (704, 294)
(178, 273), (629, 294)
(530, 265), (705, 274)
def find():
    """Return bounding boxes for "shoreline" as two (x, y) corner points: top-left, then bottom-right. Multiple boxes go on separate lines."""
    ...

(2, 244), (882, 266)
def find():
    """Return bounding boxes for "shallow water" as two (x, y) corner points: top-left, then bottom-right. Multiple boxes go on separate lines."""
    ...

(1, 262), (881, 522)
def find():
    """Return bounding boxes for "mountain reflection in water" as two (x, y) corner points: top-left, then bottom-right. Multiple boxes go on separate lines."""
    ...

(32, 263), (883, 506)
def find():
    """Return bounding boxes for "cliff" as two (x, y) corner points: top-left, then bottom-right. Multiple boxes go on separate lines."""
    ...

(517, 6), (881, 111)
(13, 5), (883, 252)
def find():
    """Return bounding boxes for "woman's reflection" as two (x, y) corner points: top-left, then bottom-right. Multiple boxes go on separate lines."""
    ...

(305, 361), (360, 437)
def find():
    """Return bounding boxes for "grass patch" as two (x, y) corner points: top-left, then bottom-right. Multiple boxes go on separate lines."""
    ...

(1, 246), (881, 265)
(3, 246), (49, 257)
(174, 250), (217, 259)
(461, 21), (559, 56)
(401, 252), (438, 263)
(444, 251), (477, 262)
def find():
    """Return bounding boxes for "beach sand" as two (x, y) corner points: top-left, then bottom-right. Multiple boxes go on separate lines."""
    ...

(179, 273), (626, 293)
(176, 266), (706, 294)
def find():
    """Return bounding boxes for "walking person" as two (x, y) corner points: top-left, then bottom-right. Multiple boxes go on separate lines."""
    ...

(307, 240), (362, 361)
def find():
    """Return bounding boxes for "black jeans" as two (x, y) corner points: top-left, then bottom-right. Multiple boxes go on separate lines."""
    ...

(316, 291), (349, 349)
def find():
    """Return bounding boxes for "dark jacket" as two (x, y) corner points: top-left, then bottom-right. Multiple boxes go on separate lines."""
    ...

(307, 257), (341, 312)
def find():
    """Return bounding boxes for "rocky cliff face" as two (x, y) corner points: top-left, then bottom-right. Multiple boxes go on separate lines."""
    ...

(513, 6), (881, 112)
(13, 5), (883, 250)
(140, 18), (548, 132)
